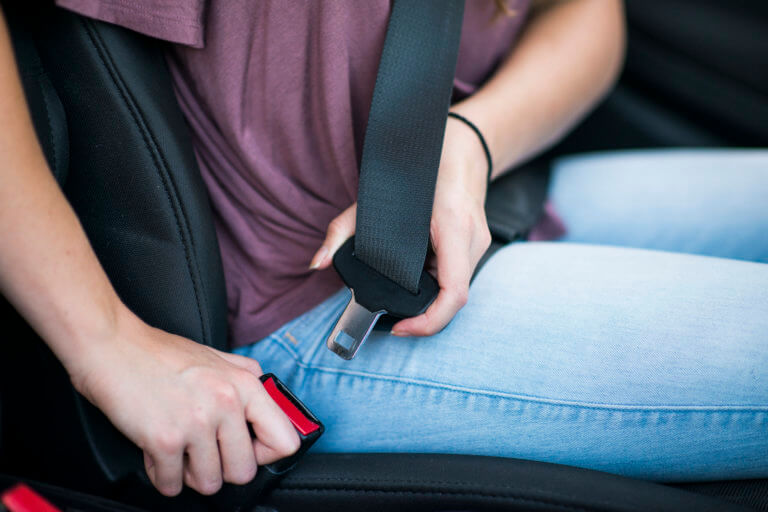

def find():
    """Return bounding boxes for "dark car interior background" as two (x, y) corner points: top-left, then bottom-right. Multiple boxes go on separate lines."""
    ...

(1, 0), (767, 511)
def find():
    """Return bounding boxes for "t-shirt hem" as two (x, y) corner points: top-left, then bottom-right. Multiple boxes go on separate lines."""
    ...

(55, 0), (205, 48)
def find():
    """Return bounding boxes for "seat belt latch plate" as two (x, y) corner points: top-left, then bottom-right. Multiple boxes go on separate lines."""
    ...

(327, 291), (386, 360)
(327, 237), (439, 360)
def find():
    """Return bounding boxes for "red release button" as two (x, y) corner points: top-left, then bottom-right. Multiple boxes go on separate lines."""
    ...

(1, 484), (61, 512)
(262, 377), (320, 436)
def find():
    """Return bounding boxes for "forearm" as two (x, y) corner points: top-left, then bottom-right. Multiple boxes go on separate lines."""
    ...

(0, 10), (127, 376)
(452, 0), (626, 179)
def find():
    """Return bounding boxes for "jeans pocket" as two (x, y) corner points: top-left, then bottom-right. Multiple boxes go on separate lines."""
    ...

(244, 288), (350, 367)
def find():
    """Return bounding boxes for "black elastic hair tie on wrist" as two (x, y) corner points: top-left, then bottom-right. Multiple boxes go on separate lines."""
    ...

(447, 111), (493, 183)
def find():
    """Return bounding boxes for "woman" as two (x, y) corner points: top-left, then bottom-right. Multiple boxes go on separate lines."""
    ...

(0, 0), (766, 498)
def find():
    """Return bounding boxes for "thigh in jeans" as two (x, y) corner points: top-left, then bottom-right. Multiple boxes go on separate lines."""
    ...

(238, 242), (768, 481)
(549, 149), (768, 262)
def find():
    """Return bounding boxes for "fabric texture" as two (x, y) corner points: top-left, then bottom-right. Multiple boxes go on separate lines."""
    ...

(55, 0), (532, 346)
(237, 149), (768, 481)
(56, 0), (206, 47)
(355, 0), (464, 292)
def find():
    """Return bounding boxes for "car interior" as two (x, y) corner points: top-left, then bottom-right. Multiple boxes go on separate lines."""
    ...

(1, 0), (767, 511)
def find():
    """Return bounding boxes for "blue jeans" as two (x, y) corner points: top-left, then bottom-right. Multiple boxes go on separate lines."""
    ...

(236, 149), (768, 482)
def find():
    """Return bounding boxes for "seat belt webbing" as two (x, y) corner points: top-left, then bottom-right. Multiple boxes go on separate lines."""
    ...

(355, 0), (465, 293)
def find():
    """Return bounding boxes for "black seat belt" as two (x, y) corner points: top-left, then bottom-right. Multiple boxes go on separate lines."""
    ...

(327, 0), (466, 359)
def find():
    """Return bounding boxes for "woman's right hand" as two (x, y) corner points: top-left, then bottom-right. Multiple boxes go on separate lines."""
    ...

(67, 310), (301, 497)
(0, 10), (296, 498)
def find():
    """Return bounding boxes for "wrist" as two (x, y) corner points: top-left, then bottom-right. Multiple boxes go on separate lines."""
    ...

(447, 112), (492, 183)
(443, 116), (489, 204)
(62, 299), (140, 394)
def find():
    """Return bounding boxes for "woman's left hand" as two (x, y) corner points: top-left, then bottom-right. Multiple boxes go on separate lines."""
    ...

(310, 114), (492, 336)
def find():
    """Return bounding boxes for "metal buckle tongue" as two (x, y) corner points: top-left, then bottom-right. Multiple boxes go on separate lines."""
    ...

(327, 237), (439, 360)
(327, 290), (385, 360)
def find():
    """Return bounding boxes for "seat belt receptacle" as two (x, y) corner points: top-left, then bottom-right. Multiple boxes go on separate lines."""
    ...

(211, 373), (324, 511)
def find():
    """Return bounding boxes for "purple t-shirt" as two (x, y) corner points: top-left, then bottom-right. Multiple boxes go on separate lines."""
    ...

(57, 0), (535, 347)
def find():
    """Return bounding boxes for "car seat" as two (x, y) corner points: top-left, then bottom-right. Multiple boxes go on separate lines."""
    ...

(1, 3), (766, 511)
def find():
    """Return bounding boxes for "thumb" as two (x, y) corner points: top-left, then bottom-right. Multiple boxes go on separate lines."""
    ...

(310, 202), (356, 270)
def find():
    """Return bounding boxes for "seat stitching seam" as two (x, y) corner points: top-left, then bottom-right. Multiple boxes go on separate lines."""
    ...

(273, 487), (593, 511)
(82, 20), (209, 343)
(286, 475), (610, 490)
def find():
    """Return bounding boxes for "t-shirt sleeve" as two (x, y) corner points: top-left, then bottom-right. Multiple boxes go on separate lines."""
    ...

(55, 0), (206, 48)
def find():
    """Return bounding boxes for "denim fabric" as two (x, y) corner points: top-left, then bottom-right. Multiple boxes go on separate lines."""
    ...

(551, 149), (768, 262)
(236, 149), (768, 482)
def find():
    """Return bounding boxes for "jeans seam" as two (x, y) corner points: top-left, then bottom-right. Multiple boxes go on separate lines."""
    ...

(267, 347), (768, 413)
(303, 323), (331, 364)
(268, 333), (302, 359)
(257, 309), (768, 413)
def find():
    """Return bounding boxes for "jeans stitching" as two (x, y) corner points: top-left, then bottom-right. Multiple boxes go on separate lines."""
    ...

(260, 345), (768, 413)
(269, 332), (302, 360)
(250, 299), (768, 413)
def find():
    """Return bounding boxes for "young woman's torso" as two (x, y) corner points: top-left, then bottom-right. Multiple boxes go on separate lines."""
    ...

(56, 0), (531, 345)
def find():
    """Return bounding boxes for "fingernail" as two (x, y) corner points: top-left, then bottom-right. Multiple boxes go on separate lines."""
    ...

(390, 329), (411, 337)
(309, 246), (328, 270)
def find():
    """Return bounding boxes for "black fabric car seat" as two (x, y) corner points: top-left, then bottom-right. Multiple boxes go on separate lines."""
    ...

(0, 4), (766, 511)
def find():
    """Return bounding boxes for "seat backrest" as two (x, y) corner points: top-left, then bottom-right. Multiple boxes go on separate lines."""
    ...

(35, 8), (228, 351)
(1, 4), (228, 484)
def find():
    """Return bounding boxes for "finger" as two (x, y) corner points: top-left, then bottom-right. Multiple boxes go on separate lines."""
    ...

(253, 437), (295, 466)
(143, 452), (157, 490)
(217, 414), (258, 485)
(144, 451), (154, 472)
(184, 434), (224, 495)
(392, 232), (471, 337)
(146, 434), (185, 496)
(391, 286), (464, 337)
(215, 349), (264, 378)
(425, 251), (438, 277)
(310, 203), (356, 270)
(244, 382), (301, 466)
